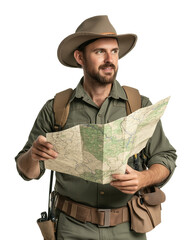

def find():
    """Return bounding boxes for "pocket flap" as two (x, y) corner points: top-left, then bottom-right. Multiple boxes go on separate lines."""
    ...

(143, 187), (166, 206)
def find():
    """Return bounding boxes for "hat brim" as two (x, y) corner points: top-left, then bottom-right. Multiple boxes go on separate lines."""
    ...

(57, 33), (137, 68)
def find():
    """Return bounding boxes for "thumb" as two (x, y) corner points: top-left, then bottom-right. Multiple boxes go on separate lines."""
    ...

(36, 135), (52, 148)
(37, 135), (47, 143)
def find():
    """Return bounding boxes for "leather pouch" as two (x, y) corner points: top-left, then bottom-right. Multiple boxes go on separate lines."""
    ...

(37, 220), (56, 240)
(128, 187), (166, 233)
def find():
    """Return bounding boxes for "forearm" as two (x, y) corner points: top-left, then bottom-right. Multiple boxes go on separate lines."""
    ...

(17, 135), (58, 180)
(17, 149), (41, 180)
(139, 164), (170, 189)
(111, 164), (170, 194)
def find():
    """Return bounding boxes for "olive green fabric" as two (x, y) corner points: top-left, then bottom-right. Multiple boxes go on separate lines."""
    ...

(15, 78), (177, 210)
(56, 212), (147, 240)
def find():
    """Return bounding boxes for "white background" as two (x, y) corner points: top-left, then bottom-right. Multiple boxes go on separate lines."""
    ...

(1, 0), (191, 239)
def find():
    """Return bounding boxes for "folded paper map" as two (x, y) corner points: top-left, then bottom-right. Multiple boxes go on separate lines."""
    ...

(45, 97), (170, 184)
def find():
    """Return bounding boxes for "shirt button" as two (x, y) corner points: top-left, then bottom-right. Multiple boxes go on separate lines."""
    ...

(100, 191), (105, 195)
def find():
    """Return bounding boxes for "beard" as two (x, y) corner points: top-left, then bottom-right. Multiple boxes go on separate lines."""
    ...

(84, 62), (118, 85)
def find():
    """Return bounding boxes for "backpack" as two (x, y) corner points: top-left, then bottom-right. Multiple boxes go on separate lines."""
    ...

(53, 86), (141, 131)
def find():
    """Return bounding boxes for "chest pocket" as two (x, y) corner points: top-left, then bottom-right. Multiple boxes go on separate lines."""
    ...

(64, 101), (94, 130)
(106, 100), (127, 123)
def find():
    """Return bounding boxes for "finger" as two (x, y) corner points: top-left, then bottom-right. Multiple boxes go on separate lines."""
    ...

(36, 144), (58, 158)
(111, 179), (138, 187)
(36, 135), (54, 149)
(112, 174), (133, 181)
(119, 190), (136, 195)
(32, 152), (52, 161)
(112, 185), (138, 194)
(113, 185), (138, 191)
(34, 136), (57, 156)
(31, 146), (57, 161)
(112, 186), (137, 195)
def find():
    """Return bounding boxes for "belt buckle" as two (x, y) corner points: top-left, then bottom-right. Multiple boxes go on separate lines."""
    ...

(98, 209), (111, 227)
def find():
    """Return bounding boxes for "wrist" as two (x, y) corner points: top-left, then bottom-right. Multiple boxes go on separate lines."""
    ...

(139, 169), (155, 189)
(139, 164), (170, 189)
(17, 149), (40, 179)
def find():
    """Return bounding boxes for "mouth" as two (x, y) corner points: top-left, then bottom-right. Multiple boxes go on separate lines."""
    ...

(102, 67), (114, 72)
(99, 64), (116, 73)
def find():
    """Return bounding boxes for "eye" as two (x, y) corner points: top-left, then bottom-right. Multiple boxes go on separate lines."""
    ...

(95, 49), (105, 55)
(112, 49), (119, 54)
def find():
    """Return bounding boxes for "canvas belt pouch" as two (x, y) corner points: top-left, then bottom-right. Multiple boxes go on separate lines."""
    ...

(37, 209), (56, 240)
(37, 220), (56, 240)
(128, 186), (166, 233)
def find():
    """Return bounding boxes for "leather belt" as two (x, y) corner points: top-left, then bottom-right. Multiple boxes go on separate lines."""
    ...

(56, 194), (129, 227)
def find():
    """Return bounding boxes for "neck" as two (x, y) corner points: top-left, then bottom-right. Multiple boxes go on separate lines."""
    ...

(83, 77), (112, 107)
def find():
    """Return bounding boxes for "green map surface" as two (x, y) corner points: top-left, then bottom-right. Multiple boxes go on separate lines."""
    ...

(45, 97), (170, 184)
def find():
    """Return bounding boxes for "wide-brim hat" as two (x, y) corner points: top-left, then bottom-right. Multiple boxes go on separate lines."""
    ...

(57, 15), (137, 68)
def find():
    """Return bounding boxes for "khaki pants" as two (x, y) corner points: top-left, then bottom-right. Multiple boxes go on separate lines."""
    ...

(56, 212), (147, 240)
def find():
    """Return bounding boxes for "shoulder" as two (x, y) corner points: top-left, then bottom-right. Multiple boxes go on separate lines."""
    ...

(41, 99), (54, 112)
(141, 95), (152, 108)
(118, 83), (152, 108)
(35, 99), (55, 130)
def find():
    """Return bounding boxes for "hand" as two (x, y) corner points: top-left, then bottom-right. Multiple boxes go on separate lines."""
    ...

(110, 165), (143, 194)
(30, 135), (58, 161)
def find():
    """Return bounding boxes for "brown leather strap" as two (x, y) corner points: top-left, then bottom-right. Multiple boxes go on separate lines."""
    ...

(56, 195), (129, 227)
(122, 86), (141, 115)
(53, 88), (74, 131)
(53, 86), (141, 130)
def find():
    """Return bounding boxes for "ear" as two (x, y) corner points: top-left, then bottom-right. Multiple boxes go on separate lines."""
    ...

(74, 50), (84, 67)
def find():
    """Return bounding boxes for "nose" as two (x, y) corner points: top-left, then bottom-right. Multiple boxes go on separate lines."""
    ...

(104, 52), (113, 63)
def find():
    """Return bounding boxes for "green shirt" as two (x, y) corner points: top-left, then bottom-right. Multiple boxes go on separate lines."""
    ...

(15, 79), (177, 208)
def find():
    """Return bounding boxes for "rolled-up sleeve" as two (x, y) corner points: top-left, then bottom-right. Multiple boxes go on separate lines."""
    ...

(15, 99), (55, 181)
(144, 120), (177, 187)
(141, 96), (177, 187)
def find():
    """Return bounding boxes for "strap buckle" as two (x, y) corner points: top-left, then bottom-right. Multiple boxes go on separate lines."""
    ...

(98, 209), (111, 227)
(54, 124), (62, 132)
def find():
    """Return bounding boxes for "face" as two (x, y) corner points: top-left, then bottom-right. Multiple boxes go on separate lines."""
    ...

(78, 38), (119, 85)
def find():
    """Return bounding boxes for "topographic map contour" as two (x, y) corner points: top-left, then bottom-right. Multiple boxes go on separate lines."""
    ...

(45, 97), (170, 184)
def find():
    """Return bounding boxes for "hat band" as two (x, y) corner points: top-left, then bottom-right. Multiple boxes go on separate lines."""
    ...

(101, 32), (116, 35)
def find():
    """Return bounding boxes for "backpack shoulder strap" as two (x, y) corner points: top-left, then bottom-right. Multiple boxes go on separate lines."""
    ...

(48, 89), (73, 219)
(122, 86), (142, 167)
(53, 86), (140, 130)
(122, 86), (141, 114)
(53, 88), (74, 131)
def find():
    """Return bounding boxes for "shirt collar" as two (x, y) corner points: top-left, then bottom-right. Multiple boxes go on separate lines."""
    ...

(68, 78), (84, 103)
(70, 77), (128, 102)
(109, 80), (128, 100)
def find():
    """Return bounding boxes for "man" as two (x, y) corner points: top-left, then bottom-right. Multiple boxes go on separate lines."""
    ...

(15, 15), (177, 240)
